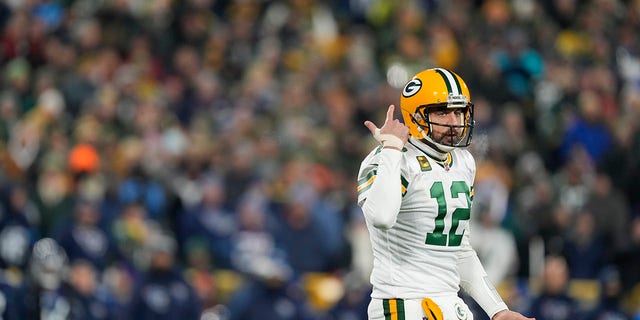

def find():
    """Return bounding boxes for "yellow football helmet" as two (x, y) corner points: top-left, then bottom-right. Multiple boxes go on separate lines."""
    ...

(400, 68), (474, 150)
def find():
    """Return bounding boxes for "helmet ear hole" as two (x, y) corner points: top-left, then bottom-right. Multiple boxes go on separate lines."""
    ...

(412, 112), (430, 136)
(413, 112), (428, 126)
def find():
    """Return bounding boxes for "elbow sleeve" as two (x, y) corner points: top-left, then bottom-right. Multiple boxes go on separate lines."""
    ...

(458, 251), (508, 318)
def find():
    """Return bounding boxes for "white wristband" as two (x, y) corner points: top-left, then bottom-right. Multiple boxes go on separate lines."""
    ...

(374, 128), (405, 149)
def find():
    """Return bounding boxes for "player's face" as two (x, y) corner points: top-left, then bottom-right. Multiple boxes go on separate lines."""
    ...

(427, 107), (465, 146)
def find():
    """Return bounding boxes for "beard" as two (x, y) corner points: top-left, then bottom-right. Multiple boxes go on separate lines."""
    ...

(431, 127), (463, 146)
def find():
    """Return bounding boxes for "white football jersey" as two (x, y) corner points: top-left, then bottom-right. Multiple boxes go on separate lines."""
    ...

(357, 138), (476, 299)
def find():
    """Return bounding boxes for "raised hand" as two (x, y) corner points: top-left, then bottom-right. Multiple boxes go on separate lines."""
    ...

(364, 105), (409, 150)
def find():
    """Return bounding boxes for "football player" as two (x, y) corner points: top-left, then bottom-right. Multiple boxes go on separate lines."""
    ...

(357, 68), (534, 320)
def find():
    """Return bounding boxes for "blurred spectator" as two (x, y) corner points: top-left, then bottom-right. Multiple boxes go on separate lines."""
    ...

(111, 202), (156, 270)
(551, 147), (594, 216)
(222, 140), (262, 209)
(511, 152), (555, 277)
(67, 143), (100, 176)
(60, 259), (114, 320)
(459, 40), (511, 107)
(469, 201), (519, 285)
(582, 170), (630, 255)
(0, 182), (38, 270)
(126, 229), (200, 320)
(102, 264), (135, 319)
(344, 193), (372, 287)
(20, 237), (70, 319)
(223, 197), (315, 320)
(599, 122), (640, 219)
(470, 141), (519, 285)
(183, 240), (219, 312)
(0, 90), (18, 144)
(489, 104), (533, 167)
(614, 216), (640, 300)
(561, 210), (605, 280)
(230, 198), (291, 284)
(558, 90), (614, 166)
(2, 57), (32, 114)
(323, 273), (370, 320)
(177, 176), (236, 269)
(32, 167), (75, 236)
(491, 28), (544, 101)
(54, 198), (121, 271)
(118, 164), (168, 222)
(584, 266), (630, 320)
(542, 0), (580, 29)
(527, 255), (582, 320)
(273, 182), (342, 275)
(0, 272), (19, 319)
(226, 277), (314, 320)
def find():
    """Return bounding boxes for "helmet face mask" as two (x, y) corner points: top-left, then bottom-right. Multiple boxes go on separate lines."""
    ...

(412, 103), (474, 148)
(400, 68), (475, 151)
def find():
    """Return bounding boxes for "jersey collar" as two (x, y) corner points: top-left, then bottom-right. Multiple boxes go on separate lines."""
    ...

(409, 138), (453, 170)
(409, 138), (448, 161)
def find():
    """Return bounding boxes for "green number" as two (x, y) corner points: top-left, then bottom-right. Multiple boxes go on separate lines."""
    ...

(425, 181), (471, 247)
(426, 182), (447, 246)
(448, 181), (471, 246)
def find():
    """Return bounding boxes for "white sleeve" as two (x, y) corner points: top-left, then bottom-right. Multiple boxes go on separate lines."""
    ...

(357, 148), (403, 229)
(458, 236), (508, 319)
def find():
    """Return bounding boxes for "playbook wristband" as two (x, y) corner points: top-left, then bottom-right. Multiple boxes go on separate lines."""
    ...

(374, 128), (404, 149)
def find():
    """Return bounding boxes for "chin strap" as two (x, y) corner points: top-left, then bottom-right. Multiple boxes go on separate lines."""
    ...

(414, 128), (452, 161)
(373, 128), (405, 149)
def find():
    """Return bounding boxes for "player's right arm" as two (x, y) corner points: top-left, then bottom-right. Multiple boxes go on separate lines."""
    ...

(357, 105), (409, 229)
(357, 148), (403, 229)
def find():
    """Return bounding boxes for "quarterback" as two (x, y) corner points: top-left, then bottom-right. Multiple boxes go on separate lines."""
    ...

(357, 68), (534, 320)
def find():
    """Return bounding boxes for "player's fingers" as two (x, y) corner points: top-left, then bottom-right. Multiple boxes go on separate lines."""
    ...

(384, 105), (395, 124)
(364, 120), (378, 134)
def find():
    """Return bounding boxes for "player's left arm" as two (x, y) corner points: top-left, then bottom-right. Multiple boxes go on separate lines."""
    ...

(456, 154), (535, 319)
(458, 235), (535, 320)
(457, 236), (507, 318)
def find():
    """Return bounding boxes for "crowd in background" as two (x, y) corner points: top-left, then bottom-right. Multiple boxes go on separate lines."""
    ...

(0, 0), (639, 319)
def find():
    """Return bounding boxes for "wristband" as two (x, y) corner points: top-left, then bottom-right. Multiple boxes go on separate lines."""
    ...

(374, 128), (405, 149)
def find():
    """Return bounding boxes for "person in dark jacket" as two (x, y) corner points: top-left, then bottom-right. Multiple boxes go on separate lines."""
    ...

(0, 182), (38, 270)
(584, 266), (631, 320)
(54, 198), (122, 271)
(19, 238), (71, 320)
(60, 259), (113, 320)
(127, 229), (201, 320)
(0, 274), (19, 320)
(527, 255), (582, 320)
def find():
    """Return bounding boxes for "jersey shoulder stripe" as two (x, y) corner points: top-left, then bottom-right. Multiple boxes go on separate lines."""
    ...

(357, 147), (411, 203)
(357, 166), (377, 195)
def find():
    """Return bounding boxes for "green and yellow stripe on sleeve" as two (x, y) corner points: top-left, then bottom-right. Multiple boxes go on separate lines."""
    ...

(383, 298), (406, 320)
(357, 168), (409, 198)
(400, 175), (408, 196)
(357, 168), (378, 195)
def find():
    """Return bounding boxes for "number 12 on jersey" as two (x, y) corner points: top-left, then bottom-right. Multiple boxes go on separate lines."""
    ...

(426, 181), (471, 247)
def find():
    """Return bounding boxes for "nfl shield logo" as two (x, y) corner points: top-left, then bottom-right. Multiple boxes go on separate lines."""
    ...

(454, 303), (467, 319)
